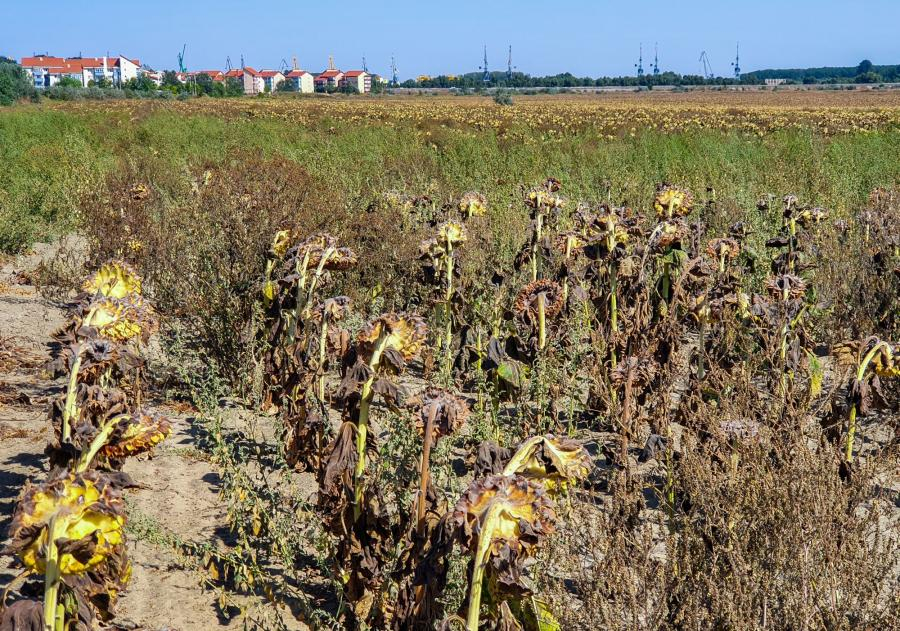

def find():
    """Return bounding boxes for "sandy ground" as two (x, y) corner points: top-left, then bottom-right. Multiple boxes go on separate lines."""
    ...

(0, 245), (281, 631)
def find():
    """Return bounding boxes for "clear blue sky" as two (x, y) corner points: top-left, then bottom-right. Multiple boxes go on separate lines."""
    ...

(2, 1), (897, 79)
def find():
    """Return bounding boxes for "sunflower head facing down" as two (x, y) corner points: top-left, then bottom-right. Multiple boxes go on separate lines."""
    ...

(101, 412), (172, 459)
(82, 262), (142, 300)
(437, 220), (467, 247)
(653, 184), (694, 219)
(514, 280), (565, 322)
(415, 388), (469, 441)
(5, 472), (125, 575)
(292, 233), (359, 271)
(310, 296), (353, 323)
(84, 295), (155, 342)
(706, 237), (740, 261)
(356, 313), (428, 363)
(458, 191), (487, 218)
(502, 435), (593, 496)
(765, 273), (807, 302)
(451, 474), (556, 557)
(269, 229), (297, 259)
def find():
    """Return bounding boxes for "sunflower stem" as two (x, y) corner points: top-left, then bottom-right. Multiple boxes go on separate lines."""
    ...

(353, 335), (390, 521)
(61, 351), (84, 445)
(76, 414), (126, 472)
(443, 240), (454, 382)
(417, 407), (438, 534)
(43, 516), (62, 631)
(317, 315), (329, 403)
(845, 342), (889, 462)
(466, 504), (502, 631)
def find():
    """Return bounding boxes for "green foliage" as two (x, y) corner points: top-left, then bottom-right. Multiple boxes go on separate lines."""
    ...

(0, 59), (33, 106)
(57, 76), (82, 88)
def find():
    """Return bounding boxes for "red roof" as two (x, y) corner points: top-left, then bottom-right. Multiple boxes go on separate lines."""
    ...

(258, 70), (283, 78)
(224, 69), (244, 77)
(21, 55), (137, 70)
(286, 70), (309, 77)
(317, 69), (342, 79)
(243, 66), (261, 77)
(343, 70), (367, 77)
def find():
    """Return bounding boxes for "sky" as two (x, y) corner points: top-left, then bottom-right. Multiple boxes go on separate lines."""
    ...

(2, 1), (898, 79)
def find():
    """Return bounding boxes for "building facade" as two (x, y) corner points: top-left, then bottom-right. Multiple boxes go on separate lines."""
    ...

(341, 70), (371, 93)
(284, 70), (314, 93)
(21, 55), (141, 88)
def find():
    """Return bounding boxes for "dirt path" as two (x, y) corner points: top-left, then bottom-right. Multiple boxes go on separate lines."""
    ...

(0, 246), (260, 630)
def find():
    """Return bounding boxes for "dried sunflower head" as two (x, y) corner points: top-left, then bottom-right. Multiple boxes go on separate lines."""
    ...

(609, 356), (659, 392)
(82, 262), (142, 300)
(525, 189), (564, 210)
(502, 436), (592, 496)
(100, 411), (172, 459)
(310, 296), (353, 323)
(451, 474), (556, 558)
(414, 388), (469, 441)
(458, 191), (487, 218)
(514, 280), (564, 322)
(648, 219), (688, 251)
(357, 313), (427, 363)
(765, 274), (807, 302)
(269, 229), (295, 259)
(654, 184), (694, 218)
(4, 472), (125, 575)
(706, 238), (740, 261)
(870, 342), (900, 378)
(437, 220), (467, 247)
(554, 231), (588, 255)
(292, 233), (358, 271)
(83, 296), (154, 342)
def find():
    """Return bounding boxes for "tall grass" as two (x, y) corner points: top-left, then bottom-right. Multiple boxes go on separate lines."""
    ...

(1, 103), (898, 253)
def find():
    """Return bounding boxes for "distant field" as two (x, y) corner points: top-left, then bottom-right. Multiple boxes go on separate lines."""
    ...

(1, 92), (899, 253)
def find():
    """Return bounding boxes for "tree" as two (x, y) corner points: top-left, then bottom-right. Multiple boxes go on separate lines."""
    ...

(225, 77), (243, 96)
(0, 60), (33, 105)
(57, 76), (82, 88)
(161, 70), (181, 88)
(856, 59), (874, 75)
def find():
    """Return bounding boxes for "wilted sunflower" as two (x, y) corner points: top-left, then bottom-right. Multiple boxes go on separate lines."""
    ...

(458, 191), (487, 218)
(100, 412), (172, 459)
(310, 295), (353, 324)
(452, 475), (556, 629)
(648, 219), (689, 251)
(554, 231), (588, 255)
(291, 233), (358, 271)
(5, 472), (125, 575)
(82, 261), (142, 300)
(502, 436), (592, 496)
(514, 280), (564, 322)
(525, 189), (564, 210)
(82, 295), (154, 342)
(437, 220), (467, 246)
(414, 388), (469, 440)
(765, 274), (807, 302)
(653, 184), (694, 218)
(128, 183), (149, 201)
(707, 237), (740, 262)
(609, 355), (658, 392)
(357, 313), (428, 363)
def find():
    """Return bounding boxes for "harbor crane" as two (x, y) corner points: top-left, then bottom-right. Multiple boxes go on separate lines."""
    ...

(480, 45), (491, 83)
(362, 56), (368, 73)
(731, 42), (741, 79)
(507, 45), (516, 80)
(635, 43), (644, 77)
(177, 44), (186, 73)
(652, 43), (660, 76)
(391, 56), (399, 86)
(699, 50), (714, 80)
(226, 56), (232, 71)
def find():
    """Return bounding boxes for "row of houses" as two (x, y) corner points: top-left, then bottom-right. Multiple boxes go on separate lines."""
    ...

(20, 54), (374, 94)
(21, 55), (145, 88)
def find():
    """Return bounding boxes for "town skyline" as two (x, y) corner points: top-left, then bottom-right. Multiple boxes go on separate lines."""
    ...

(3, 0), (898, 80)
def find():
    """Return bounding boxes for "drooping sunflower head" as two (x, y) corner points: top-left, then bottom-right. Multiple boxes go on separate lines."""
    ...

(502, 436), (592, 496)
(451, 474), (556, 556)
(649, 219), (689, 251)
(864, 338), (900, 378)
(415, 388), (469, 441)
(5, 472), (125, 575)
(100, 412), (172, 459)
(290, 233), (358, 271)
(310, 295), (353, 323)
(765, 274), (807, 302)
(653, 184), (694, 219)
(514, 280), (564, 322)
(458, 191), (487, 218)
(357, 313), (428, 363)
(609, 356), (659, 392)
(269, 229), (295, 259)
(83, 295), (155, 342)
(82, 262), (142, 300)
(793, 207), (829, 228)
(525, 189), (564, 210)
(706, 237), (740, 261)
(554, 231), (588, 256)
(437, 220), (467, 247)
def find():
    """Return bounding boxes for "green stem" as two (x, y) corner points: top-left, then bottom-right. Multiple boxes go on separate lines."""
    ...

(444, 241), (454, 381)
(317, 316), (329, 403)
(353, 335), (390, 520)
(531, 210), (543, 282)
(466, 505), (502, 631)
(845, 341), (890, 462)
(537, 293), (547, 351)
(42, 517), (62, 631)
(609, 261), (618, 368)
(76, 414), (126, 472)
(61, 353), (84, 444)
